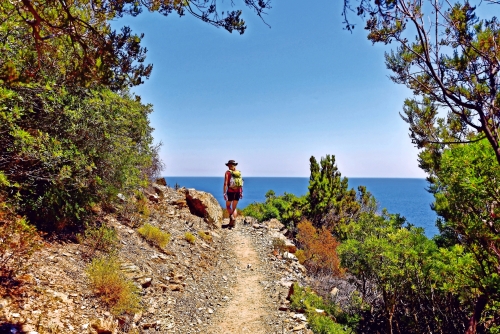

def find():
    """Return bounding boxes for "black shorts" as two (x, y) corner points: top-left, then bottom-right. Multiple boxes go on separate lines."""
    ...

(227, 191), (241, 201)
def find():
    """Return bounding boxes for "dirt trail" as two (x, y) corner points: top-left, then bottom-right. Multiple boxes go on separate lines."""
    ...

(208, 228), (270, 334)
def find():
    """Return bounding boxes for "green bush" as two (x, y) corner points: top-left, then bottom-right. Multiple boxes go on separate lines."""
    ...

(289, 283), (351, 334)
(241, 191), (307, 227)
(1, 84), (158, 231)
(137, 223), (170, 248)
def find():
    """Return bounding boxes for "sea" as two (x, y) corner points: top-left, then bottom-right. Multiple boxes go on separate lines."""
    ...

(163, 177), (439, 237)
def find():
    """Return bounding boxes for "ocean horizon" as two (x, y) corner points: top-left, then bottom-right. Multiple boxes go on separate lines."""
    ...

(163, 176), (438, 237)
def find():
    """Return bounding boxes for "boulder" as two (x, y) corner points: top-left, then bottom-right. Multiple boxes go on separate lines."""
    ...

(244, 216), (258, 225)
(269, 231), (297, 253)
(152, 183), (168, 199)
(155, 177), (167, 186)
(263, 218), (284, 230)
(183, 188), (223, 229)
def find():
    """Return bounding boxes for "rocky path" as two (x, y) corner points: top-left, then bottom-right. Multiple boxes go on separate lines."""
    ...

(209, 228), (270, 334)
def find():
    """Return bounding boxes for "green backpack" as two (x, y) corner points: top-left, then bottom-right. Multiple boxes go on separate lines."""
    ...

(229, 170), (244, 188)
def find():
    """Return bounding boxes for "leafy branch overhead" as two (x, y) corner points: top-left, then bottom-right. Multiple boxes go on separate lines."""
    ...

(0, 0), (271, 88)
(344, 0), (500, 165)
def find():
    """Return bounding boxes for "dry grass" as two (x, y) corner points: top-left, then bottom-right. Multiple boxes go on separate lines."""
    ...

(86, 256), (141, 315)
(272, 238), (287, 254)
(137, 223), (170, 248)
(197, 231), (213, 243)
(184, 232), (196, 244)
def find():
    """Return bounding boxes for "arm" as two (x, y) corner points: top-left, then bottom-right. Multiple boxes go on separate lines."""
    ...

(223, 171), (229, 194)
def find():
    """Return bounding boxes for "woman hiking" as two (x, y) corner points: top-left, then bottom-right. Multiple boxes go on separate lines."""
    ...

(223, 160), (243, 228)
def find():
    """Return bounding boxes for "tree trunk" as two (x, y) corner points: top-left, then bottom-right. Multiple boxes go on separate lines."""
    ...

(465, 294), (488, 334)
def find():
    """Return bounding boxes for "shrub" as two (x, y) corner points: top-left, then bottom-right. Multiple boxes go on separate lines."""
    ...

(137, 223), (170, 248)
(296, 220), (343, 276)
(198, 231), (212, 243)
(308, 313), (350, 334)
(289, 283), (350, 334)
(0, 83), (159, 231)
(241, 191), (307, 227)
(86, 256), (141, 315)
(295, 249), (306, 264)
(77, 223), (118, 256)
(184, 232), (196, 244)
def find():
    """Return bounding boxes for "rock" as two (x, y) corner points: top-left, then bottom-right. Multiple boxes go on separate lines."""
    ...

(293, 324), (306, 331)
(330, 287), (339, 297)
(315, 308), (325, 314)
(284, 240), (297, 253)
(263, 218), (284, 230)
(183, 188), (223, 228)
(117, 193), (126, 202)
(155, 178), (167, 186)
(253, 223), (262, 229)
(146, 192), (159, 203)
(283, 252), (298, 261)
(293, 313), (307, 322)
(173, 198), (188, 207)
(278, 304), (289, 311)
(244, 216), (258, 225)
(287, 283), (296, 300)
(152, 183), (168, 199)
(169, 284), (184, 292)
(139, 277), (152, 288)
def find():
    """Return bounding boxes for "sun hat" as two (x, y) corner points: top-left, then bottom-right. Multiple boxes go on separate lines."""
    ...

(225, 160), (238, 166)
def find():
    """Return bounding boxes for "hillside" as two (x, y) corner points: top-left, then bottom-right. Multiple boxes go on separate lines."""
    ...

(0, 184), (313, 334)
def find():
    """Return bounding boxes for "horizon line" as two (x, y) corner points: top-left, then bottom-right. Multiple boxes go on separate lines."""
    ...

(162, 176), (427, 179)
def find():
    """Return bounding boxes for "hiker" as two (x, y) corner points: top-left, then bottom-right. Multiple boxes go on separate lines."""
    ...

(223, 160), (243, 227)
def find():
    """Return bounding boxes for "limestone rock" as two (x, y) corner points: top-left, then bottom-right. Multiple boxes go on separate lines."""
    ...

(244, 216), (258, 225)
(263, 218), (284, 230)
(183, 188), (223, 229)
(283, 252), (298, 261)
(155, 177), (167, 186)
(152, 183), (168, 199)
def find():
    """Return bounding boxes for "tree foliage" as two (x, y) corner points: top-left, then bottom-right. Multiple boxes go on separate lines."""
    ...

(0, 0), (271, 88)
(338, 212), (478, 333)
(307, 155), (376, 236)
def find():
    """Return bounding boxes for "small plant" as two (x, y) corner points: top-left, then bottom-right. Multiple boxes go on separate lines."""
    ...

(137, 223), (170, 248)
(198, 230), (213, 243)
(86, 256), (141, 315)
(135, 192), (151, 218)
(77, 223), (118, 256)
(272, 238), (287, 254)
(184, 232), (196, 244)
(295, 249), (306, 264)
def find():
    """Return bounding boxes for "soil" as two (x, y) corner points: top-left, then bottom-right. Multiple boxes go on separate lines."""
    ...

(209, 230), (269, 334)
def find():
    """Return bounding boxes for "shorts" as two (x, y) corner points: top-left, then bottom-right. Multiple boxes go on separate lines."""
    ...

(226, 191), (241, 201)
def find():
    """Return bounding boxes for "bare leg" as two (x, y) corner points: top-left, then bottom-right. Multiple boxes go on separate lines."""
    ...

(231, 200), (239, 217)
(225, 201), (233, 216)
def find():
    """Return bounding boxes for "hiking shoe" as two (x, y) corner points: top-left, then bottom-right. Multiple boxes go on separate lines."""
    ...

(228, 216), (235, 228)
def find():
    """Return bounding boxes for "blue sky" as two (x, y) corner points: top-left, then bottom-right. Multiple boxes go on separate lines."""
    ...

(114, 0), (426, 177)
